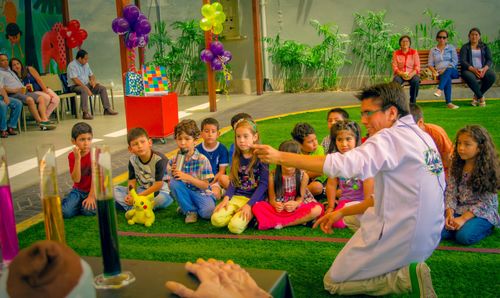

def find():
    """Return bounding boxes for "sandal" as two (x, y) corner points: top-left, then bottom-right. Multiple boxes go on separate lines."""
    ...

(471, 95), (478, 107)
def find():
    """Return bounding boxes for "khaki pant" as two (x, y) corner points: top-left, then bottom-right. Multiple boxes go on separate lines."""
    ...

(324, 266), (410, 296)
(211, 196), (250, 234)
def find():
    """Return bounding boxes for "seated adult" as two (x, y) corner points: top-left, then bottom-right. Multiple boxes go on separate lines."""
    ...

(67, 49), (118, 120)
(255, 82), (444, 297)
(9, 58), (60, 119)
(460, 27), (497, 107)
(0, 54), (55, 130)
(392, 35), (420, 104)
(0, 86), (22, 138)
(428, 30), (460, 109)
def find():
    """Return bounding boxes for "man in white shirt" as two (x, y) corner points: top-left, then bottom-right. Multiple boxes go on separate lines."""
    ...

(67, 49), (117, 120)
(254, 82), (444, 297)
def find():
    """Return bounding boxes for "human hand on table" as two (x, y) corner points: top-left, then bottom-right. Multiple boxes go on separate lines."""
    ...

(165, 258), (270, 298)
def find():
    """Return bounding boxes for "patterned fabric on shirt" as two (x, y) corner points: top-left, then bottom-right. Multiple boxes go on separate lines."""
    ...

(445, 172), (499, 227)
(275, 170), (316, 203)
(167, 149), (214, 195)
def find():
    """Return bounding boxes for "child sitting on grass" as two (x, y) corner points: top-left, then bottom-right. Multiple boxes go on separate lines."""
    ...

(323, 120), (374, 230)
(168, 119), (216, 223)
(61, 122), (96, 218)
(211, 119), (269, 234)
(291, 122), (327, 197)
(114, 127), (173, 212)
(196, 117), (229, 200)
(252, 140), (323, 230)
(320, 108), (349, 152)
(442, 125), (499, 245)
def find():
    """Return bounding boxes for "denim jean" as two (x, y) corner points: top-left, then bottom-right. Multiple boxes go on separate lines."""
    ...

(114, 183), (173, 212)
(169, 179), (215, 219)
(437, 68), (459, 104)
(0, 97), (22, 131)
(441, 214), (494, 245)
(61, 188), (96, 218)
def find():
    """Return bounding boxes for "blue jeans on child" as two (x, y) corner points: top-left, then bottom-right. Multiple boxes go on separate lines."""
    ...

(437, 68), (459, 104)
(61, 188), (96, 218)
(441, 215), (494, 245)
(114, 183), (173, 212)
(0, 97), (22, 131)
(169, 179), (216, 219)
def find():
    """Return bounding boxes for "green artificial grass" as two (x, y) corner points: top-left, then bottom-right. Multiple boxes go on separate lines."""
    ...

(17, 100), (500, 297)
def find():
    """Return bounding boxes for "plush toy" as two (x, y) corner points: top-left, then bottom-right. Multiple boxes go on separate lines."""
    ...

(125, 189), (155, 227)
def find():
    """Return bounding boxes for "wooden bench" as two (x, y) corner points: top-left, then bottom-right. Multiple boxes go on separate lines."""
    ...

(416, 49), (463, 85)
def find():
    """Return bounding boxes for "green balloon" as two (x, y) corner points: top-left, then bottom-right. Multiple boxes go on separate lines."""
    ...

(201, 4), (215, 18)
(213, 11), (226, 24)
(212, 2), (223, 12)
(213, 22), (223, 35)
(199, 18), (212, 31)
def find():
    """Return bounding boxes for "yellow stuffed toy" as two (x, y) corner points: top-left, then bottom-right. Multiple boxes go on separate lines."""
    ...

(125, 189), (155, 227)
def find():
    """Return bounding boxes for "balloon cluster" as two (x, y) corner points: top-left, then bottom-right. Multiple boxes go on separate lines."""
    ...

(200, 41), (232, 71)
(111, 4), (151, 49)
(199, 2), (226, 35)
(60, 20), (88, 49)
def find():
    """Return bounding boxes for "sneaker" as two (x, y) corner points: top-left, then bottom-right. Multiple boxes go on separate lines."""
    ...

(39, 122), (56, 130)
(447, 103), (459, 109)
(433, 90), (442, 97)
(185, 212), (198, 223)
(409, 262), (437, 298)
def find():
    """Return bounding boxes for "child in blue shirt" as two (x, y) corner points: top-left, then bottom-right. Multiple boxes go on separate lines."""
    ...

(196, 117), (229, 199)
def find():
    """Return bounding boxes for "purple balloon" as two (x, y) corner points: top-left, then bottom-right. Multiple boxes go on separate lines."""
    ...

(211, 57), (223, 71)
(200, 49), (214, 63)
(222, 50), (232, 63)
(210, 41), (224, 57)
(126, 32), (139, 49)
(123, 5), (140, 25)
(138, 34), (149, 48)
(134, 19), (151, 35)
(112, 17), (130, 35)
(137, 13), (148, 22)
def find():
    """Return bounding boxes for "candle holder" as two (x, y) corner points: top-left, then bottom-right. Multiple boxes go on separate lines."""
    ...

(0, 143), (19, 272)
(37, 144), (65, 244)
(92, 145), (135, 289)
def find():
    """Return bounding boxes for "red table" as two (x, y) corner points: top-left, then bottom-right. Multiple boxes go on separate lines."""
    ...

(124, 94), (179, 140)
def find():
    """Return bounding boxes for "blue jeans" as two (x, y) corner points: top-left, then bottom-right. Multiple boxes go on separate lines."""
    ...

(441, 215), (494, 245)
(114, 183), (173, 212)
(0, 97), (22, 131)
(169, 179), (215, 219)
(61, 188), (96, 218)
(437, 68), (459, 104)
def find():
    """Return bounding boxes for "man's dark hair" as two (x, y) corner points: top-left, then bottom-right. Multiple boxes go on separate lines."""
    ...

(76, 49), (88, 60)
(127, 127), (149, 144)
(71, 122), (92, 140)
(409, 103), (424, 123)
(201, 117), (220, 130)
(356, 82), (409, 117)
(327, 108), (349, 120)
(291, 122), (316, 144)
(230, 113), (252, 129)
(175, 119), (200, 139)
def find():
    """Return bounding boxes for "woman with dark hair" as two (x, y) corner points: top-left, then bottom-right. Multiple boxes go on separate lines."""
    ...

(460, 27), (496, 107)
(392, 35), (420, 104)
(9, 58), (60, 119)
(428, 29), (460, 109)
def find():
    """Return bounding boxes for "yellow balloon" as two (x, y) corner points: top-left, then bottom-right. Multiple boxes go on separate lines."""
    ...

(213, 22), (223, 35)
(211, 2), (223, 12)
(199, 18), (212, 31)
(201, 4), (215, 18)
(213, 11), (226, 24)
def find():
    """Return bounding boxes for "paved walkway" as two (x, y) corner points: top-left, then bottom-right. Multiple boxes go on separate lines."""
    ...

(8, 86), (500, 224)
